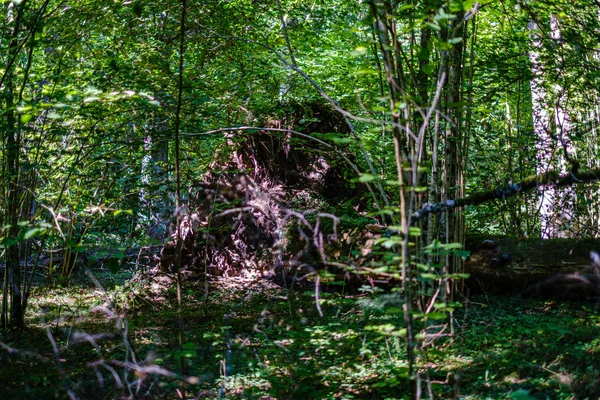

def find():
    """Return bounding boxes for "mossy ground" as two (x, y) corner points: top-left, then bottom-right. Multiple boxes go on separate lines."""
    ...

(1, 267), (598, 399)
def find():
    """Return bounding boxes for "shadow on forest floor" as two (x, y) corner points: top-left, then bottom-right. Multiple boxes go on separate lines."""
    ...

(0, 266), (599, 399)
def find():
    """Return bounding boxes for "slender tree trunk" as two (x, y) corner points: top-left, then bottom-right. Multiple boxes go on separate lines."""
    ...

(368, 2), (417, 395)
(2, 0), (28, 330)
(443, 11), (465, 241)
(174, 0), (187, 394)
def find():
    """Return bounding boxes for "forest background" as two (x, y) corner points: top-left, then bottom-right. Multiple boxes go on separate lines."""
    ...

(1, 0), (600, 399)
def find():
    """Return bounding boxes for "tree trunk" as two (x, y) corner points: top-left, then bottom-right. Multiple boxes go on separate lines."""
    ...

(141, 112), (171, 241)
(465, 236), (600, 296)
(2, 0), (27, 330)
(528, 16), (575, 239)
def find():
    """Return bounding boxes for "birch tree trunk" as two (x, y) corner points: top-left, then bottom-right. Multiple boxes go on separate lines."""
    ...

(549, 16), (576, 237)
(528, 16), (574, 239)
(141, 112), (171, 241)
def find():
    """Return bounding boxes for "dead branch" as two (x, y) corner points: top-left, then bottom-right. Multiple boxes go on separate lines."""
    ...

(414, 166), (600, 220)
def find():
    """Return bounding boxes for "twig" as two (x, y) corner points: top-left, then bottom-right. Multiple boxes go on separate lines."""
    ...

(44, 322), (78, 400)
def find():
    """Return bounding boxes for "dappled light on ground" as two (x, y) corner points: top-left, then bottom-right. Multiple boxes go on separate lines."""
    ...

(1, 265), (598, 399)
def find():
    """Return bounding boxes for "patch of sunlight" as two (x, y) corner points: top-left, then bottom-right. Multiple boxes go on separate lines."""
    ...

(222, 373), (272, 396)
(439, 354), (476, 369)
(503, 372), (527, 384)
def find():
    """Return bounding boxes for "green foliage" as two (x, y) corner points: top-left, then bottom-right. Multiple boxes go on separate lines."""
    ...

(1, 0), (600, 397)
(3, 272), (598, 399)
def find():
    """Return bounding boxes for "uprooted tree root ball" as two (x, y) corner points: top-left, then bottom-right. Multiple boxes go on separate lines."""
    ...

(159, 107), (373, 290)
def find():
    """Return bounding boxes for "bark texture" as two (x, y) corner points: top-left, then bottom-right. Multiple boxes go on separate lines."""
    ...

(465, 235), (600, 298)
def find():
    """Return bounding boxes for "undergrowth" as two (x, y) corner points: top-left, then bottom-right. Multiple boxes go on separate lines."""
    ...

(0, 266), (598, 399)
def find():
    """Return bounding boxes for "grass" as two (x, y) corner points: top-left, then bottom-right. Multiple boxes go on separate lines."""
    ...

(0, 266), (599, 399)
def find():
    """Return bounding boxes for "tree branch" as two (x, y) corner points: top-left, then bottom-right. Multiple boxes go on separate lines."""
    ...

(413, 167), (600, 220)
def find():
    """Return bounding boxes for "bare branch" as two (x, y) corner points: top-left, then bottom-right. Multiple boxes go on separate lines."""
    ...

(414, 166), (600, 220)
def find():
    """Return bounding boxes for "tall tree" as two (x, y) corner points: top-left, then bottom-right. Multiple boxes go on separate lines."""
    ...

(528, 15), (576, 238)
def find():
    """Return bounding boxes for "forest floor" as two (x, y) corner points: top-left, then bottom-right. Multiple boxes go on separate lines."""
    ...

(0, 266), (599, 400)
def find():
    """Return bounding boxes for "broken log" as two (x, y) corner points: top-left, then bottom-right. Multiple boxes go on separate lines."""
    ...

(464, 235), (600, 296)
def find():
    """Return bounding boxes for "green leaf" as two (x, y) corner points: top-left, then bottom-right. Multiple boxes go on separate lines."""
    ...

(332, 136), (355, 144)
(2, 237), (18, 247)
(358, 174), (376, 183)
(367, 208), (398, 217)
(114, 209), (134, 217)
(463, 0), (477, 10)
(417, 46), (430, 61)
(426, 312), (447, 320)
(373, 266), (391, 273)
(455, 250), (471, 258)
(355, 68), (378, 75)
(434, 9), (456, 21)
(392, 328), (407, 337)
(426, 22), (441, 31)
(24, 228), (46, 239)
(20, 114), (33, 124)
(113, 251), (126, 259)
(409, 227), (422, 237)
(350, 46), (367, 57)
(510, 390), (537, 400)
(422, 63), (436, 76)
(452, 273), (470, 279)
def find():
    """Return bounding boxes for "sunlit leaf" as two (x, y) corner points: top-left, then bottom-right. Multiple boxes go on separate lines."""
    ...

(426, 312), (447, 320)
(20, 114), (33, 125)
(358, 174), (376, 183)
(114, 209), (134, 217)
(24, 228), (46, 239)
(350, 46), (367, 57)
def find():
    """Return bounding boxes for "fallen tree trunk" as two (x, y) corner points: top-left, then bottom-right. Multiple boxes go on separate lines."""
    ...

(464, 236), (600, 295)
